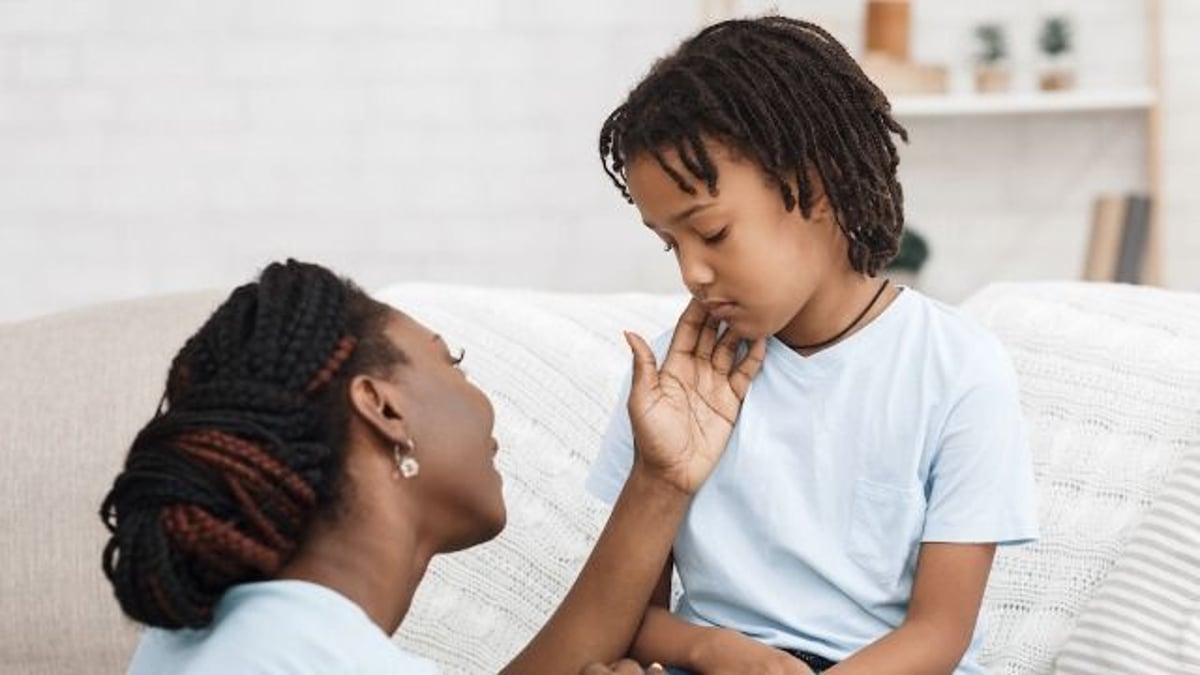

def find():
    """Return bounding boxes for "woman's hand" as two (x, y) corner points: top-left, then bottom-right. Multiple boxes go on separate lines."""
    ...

(691, 629), (814, 675)
(624, 299), (767, 495)
(579, 659), (665, 675)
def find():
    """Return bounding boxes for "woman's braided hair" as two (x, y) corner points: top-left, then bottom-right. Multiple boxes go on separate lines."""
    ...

(100, 260), (404, 628)
(599, 15), (908, 274)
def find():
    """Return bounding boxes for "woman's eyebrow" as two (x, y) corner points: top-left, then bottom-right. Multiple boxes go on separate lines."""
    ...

(431, 334), (456, 360)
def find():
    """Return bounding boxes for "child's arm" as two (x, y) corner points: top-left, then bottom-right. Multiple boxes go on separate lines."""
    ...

(628, 555), (814, 674)
(627, 556), (701, 666)
(827, 542), (996, 674)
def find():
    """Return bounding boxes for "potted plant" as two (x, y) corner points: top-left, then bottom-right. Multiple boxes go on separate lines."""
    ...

(973, 23), (1010, 93)
(886, 227), (929, 289)
(1038, 16), (1075, 91)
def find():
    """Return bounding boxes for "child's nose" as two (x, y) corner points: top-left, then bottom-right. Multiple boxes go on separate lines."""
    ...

(679, 249), (716, 291)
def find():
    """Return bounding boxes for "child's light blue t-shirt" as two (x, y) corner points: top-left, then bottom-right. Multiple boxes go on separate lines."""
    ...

(586, 289), (1038, 674)
(127, 580), (440, 674)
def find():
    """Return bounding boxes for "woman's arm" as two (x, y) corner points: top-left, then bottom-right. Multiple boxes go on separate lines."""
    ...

(502, 465), (691, 674)
(502, 301), (766, 675)
(627, 556), (711, 668)
(826, 542), (996, 674)
(635, 606), (708, 668)
(628, 557), (812, 675)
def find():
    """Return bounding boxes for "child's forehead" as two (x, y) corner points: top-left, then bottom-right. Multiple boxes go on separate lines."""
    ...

(628, 139), (736, 185)
(632, 140), (774, 187)
(627, 152), (777, 225)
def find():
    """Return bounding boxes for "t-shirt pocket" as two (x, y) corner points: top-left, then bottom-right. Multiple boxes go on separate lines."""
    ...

(847, 478), (925, 587)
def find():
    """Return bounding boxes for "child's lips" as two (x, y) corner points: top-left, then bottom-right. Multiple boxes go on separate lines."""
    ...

(705, 301), (738, 320)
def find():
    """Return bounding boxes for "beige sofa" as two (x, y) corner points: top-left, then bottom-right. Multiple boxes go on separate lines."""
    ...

(2, 281), (1198, 674)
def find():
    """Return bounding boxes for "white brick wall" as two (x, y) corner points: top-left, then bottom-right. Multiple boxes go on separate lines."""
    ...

(1, 0), (1196, 321)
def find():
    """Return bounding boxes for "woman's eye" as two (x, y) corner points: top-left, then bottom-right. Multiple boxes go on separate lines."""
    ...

(663, 241), (675, 252)
(703, 227), (729, 244)
(450, 348), (466, 367)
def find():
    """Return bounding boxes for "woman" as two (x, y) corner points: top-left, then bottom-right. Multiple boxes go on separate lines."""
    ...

(100, 259), (765, 674)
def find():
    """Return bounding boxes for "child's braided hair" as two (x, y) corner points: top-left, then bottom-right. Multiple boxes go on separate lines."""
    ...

(600, 16), (908, 274)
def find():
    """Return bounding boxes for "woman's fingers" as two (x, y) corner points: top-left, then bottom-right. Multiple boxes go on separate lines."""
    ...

(710, 324), (740, 375)
(694, 316), (719, 363)
(608, 659), (649, 674)
(663, 298), (709, 367)
(729, 337), (768, 400)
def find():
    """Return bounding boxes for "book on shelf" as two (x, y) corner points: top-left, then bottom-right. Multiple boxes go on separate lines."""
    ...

(1082, 192), (1154, 284)
(1082, 194), (1125, 281)
(1115, 194), (1152, 284)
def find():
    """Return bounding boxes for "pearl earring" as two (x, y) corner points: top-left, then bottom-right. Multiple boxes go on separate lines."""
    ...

(393, 439), (419, 479)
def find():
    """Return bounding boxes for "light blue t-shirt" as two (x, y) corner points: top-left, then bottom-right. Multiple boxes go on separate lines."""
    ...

(127, 580), (440, 674)
(587, 289), (1038, 674)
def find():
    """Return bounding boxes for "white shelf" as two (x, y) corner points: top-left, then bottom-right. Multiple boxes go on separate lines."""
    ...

(890, 89), (1156, 117)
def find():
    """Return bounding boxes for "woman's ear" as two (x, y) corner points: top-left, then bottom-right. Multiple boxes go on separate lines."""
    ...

(347, 374), (410, 446)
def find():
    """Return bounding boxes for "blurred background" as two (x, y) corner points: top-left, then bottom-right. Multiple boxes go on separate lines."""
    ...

(1, 0), (1196, 322)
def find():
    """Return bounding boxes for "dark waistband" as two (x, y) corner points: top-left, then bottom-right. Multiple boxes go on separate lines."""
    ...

(782, 648), (838, 672)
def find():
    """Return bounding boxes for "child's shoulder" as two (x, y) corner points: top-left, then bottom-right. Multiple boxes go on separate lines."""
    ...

(905, 289), (1017, 381)
(901, 287), (996, 340)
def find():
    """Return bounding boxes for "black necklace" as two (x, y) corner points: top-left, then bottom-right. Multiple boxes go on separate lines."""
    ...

(789, 278), (891, 352)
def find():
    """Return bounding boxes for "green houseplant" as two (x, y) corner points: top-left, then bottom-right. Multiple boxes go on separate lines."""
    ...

(886, 228), (930, 288)
(974, 23), (1010, 93)
(1038, 16), (1075, 91)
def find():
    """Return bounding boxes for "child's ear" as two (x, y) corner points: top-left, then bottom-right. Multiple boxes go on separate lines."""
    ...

(805, 168), (846, 233)
(805, 165), (830, 208)
(781, 164), (831, 215)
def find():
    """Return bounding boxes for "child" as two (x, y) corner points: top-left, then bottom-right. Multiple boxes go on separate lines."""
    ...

(588, 16), (1038, 675)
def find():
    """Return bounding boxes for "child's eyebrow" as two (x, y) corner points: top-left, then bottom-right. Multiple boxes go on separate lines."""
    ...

(644, 202), (716, 230)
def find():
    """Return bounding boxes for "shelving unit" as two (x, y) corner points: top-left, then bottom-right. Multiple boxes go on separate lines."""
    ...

(891, 88), (1156, 118)
(886, 1), (1164, 285)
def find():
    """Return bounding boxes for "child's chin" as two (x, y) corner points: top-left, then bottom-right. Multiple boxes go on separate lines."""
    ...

(722, 318), (770, 342)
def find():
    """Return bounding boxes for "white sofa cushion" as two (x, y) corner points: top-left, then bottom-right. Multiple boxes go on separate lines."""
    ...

(1053, 444), (1200, 673)
(961, 282), (1200, 675)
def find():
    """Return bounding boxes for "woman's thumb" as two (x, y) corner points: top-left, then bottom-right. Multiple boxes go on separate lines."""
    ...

(624, 331), (658, 394)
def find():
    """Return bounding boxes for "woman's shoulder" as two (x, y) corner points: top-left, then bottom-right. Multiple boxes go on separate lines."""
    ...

(128, 581), (440, 674)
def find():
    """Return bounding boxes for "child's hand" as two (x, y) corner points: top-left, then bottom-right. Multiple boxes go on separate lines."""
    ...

(692, 628), (814, 675)
(623, 298), (767, 496)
